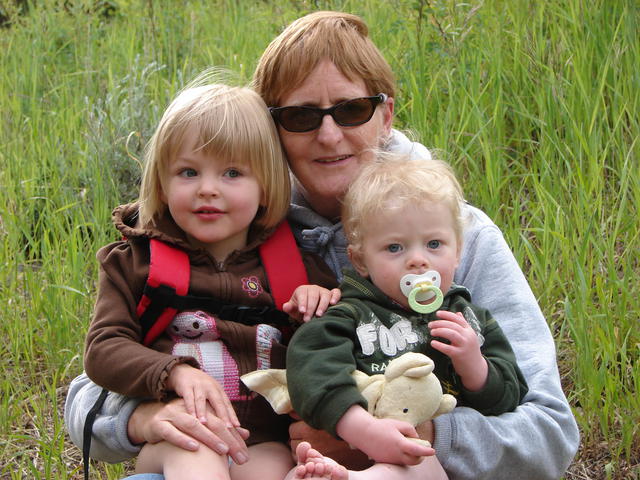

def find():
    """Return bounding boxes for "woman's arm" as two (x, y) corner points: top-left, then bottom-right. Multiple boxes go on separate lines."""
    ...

(64, 372), (250, 463)
(64, 372), (143, 462)
(433, 205), (579, 480)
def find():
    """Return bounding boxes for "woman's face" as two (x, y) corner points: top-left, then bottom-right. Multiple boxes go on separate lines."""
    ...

(276, 59), (394, 219)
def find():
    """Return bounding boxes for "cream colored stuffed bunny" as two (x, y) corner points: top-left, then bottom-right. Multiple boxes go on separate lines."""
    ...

(241, 352), (456, 448)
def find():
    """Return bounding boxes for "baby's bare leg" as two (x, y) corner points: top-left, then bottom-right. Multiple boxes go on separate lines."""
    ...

(285, 442), (447, 480)
(230, 441), (293, 480)
(136, 441), (230, 480)
(349, 456), (448, 480)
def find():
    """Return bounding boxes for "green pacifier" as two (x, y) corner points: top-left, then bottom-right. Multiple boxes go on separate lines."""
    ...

(400, 271), (444, 314)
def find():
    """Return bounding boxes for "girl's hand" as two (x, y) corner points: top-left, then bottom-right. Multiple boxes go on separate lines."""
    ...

(283, 285), (341, 322)
(429, 310), (488, 391)
(166, 364), (239, 427)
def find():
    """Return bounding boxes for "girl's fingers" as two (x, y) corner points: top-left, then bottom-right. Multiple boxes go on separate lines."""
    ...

(206, 390), (231, 427)
(181, 388), (196, 417)
(315, 288), (341, 316)
(304, 289), (319, 317)
(315, 292), (331, 317)
(296, 289), (308, 314)
(225, 397), (240, 427)
(281, 301), (295, 314)
(329, 288), (341, 304)
(194, 389), (209, 424)
(210, 385), (240, 428)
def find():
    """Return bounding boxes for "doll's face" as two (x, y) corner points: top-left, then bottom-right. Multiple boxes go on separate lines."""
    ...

(168, 311), (220, 342)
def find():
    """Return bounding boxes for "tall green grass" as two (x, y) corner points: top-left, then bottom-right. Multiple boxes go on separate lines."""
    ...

(1, 0), (637, 478)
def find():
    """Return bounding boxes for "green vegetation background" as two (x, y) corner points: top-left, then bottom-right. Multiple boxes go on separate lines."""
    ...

(0, 0), (638, 478)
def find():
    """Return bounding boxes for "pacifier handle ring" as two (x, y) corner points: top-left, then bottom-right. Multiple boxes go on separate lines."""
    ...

(408, 284), (443, 314)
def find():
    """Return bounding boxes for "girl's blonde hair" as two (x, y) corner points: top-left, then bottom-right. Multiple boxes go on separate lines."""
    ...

(343, 152), (465, 250)
(253, 11), (395, 107)
(138, 82), (290, 229)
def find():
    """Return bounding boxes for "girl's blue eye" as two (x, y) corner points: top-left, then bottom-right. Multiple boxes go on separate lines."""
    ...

(427, 240), (440, 249)
(179, 168), (197, 178)
(387, 244), (402, 253)
(224, 168), (241, 178)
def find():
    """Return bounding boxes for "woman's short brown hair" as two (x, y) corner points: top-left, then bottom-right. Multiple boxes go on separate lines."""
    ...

(253, 11), (396, 107)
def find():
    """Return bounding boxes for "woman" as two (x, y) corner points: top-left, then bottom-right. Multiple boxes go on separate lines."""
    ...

(65, 11), (579, 480)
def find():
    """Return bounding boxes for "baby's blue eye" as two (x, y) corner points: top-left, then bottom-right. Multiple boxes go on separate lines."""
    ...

(224, 168), (241, 178)
(427, 240), (440, 249)
(387, 244), (402, 253)
(179, 168), (197, 178)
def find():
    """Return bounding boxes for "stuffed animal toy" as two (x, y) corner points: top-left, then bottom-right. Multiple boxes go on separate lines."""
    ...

(241, 352), (456, 448)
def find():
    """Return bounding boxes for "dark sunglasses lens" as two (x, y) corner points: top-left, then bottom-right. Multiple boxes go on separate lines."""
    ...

(334, 98), (375, 126)
(279, 107), (321, 132)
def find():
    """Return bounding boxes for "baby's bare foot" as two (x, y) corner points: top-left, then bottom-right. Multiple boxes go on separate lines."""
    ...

(293, 442), (349, 479)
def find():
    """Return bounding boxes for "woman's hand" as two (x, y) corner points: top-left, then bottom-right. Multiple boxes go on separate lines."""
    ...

(283, 285), (341, 322)
(128, 397), (250, 465)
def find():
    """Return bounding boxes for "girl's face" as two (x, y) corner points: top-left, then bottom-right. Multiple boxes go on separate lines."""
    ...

(161, 130), (262, 261)
(276, 59), (394, 219)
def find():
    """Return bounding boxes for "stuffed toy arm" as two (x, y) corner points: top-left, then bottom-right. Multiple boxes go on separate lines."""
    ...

(240, 368), (291, 414)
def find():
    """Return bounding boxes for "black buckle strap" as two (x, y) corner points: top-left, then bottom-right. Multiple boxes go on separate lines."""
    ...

(138, 284), (178, 337)
(83, 388), (109, 480)
(139, 284), (290, 340)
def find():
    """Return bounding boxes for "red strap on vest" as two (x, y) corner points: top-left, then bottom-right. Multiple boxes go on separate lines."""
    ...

(137, 221), (308, 345)
(139, 239), (190, 346)
(259, 221), (309, 310)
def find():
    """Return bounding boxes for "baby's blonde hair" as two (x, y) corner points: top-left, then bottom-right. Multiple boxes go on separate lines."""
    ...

(343, 152), (465, 250)
(253, 11), (395, 107)
(138, 82), (290, 229)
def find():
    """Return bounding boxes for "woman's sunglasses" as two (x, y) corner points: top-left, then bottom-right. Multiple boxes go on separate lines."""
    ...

(269, 93), (388, 133)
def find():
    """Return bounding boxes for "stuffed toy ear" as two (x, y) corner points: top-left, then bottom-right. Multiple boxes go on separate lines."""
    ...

(384, 352), (434, 380)
(241, 369), (292, 414)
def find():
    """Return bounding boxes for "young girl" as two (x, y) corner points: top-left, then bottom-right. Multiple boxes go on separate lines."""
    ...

(83, 82), (340, 480)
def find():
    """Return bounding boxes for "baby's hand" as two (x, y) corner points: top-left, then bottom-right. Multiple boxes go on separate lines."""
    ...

(166, 364), (239, 427)
(336, 405), (433, 466)
(283, 285), (341, 322)
(353, 417), (433, 465)
(429, 310), (488, 391)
